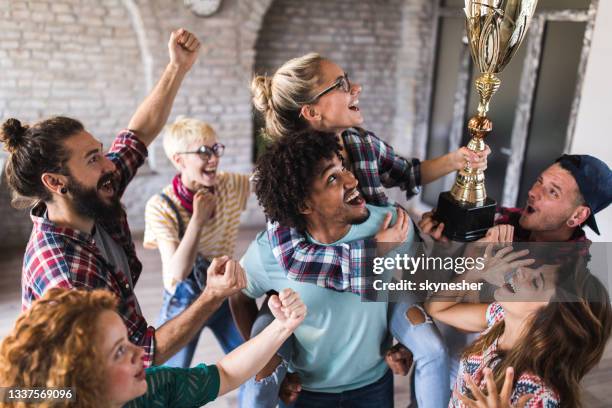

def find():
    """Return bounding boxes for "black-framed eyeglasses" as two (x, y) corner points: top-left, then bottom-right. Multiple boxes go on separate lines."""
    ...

(305, 72), (351, 104)
(177, 143), (225, 161)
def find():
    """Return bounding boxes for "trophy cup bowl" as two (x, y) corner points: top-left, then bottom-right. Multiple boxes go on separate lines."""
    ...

(436, 0), (538, 241)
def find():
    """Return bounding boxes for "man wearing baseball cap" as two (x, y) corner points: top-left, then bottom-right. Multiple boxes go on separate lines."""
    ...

(419, 154), (611, 389)
(421, 154), (612, 242)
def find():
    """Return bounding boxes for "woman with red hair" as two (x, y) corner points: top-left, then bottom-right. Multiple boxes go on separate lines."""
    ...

(0, 287), (306, 408)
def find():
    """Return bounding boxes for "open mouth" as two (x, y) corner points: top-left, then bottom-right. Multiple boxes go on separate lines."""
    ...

(344, 189), (364, 206)
(203, 167), (217, 176)
(503, 275), (517, 294)
(348, 99), (360, 112)
(523, 204), (536, 215)
(98, 175), (115, 195)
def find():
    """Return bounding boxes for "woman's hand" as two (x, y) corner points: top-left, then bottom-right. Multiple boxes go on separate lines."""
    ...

(477, 244), (535, 287)
(193, 190), (217, 225)
(269, 288), (307, 332)
(452, 145), (491, 171)
(456, 367), (533, 408)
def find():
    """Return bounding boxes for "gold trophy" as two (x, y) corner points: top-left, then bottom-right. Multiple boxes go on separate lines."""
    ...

(436, 0), (538, 241)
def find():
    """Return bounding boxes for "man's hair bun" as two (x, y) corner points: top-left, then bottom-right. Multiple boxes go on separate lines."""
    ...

(1, 118), (28, 153)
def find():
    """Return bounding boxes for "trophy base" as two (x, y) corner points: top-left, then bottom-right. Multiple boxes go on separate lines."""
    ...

(435, 192), (496, 242)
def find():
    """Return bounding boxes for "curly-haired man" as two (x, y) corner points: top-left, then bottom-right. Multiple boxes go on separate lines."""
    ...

(231, 130), (450, 408)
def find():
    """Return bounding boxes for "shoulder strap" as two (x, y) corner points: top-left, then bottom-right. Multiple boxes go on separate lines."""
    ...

(158, 193), (186, 239)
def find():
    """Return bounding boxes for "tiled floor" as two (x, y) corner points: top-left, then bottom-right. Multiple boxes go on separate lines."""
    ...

(1, 227), (610, 407)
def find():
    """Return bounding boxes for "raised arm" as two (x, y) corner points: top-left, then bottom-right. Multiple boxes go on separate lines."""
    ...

(154, 257), (246, 365)
(366, 130), (490, 188)
(229, 291), (259, 341)
(367, 131), (422, 198)
(217, 289), (306, 396)
(128, 29), (200, 146)
(425, 243), (533, 333)
(155, 191), (216, 290)
(424, 286), (489, 333)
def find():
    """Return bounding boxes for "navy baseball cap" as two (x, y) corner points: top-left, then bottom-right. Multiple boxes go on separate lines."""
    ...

(556, 154), (612, 235)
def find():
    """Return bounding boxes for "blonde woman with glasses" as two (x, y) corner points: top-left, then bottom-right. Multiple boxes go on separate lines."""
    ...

(143, 117), (250, 369)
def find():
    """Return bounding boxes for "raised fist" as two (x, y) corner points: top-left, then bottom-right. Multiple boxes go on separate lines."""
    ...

(268, 288), (307, 332)
(168, 28), (200, 72)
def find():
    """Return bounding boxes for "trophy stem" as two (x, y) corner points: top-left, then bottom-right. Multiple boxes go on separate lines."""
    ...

(449, 72), (501, 205)
(475, 73), (501, 117)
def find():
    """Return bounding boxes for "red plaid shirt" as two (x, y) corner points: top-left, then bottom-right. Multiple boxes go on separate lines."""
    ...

(21, 130), (156, 367)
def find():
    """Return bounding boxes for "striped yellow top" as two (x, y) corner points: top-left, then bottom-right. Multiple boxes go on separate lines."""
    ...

(143, 172), (250, 270)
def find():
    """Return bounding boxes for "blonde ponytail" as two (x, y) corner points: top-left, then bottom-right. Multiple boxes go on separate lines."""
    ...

(251, 53), (324, 140)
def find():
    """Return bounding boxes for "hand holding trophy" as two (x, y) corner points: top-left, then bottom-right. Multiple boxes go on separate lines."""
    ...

(436, 0), (538, 241)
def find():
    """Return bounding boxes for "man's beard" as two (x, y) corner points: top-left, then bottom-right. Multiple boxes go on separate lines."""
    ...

(346, 207), (370, 226)
(519, 209), (571, 232)
(66, 173), (123, 225)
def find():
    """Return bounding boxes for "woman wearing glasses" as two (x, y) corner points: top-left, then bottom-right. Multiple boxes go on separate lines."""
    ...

(143, 116), (250, 369)
(251, 53), (490, 293)
(246, 54), (491, 408)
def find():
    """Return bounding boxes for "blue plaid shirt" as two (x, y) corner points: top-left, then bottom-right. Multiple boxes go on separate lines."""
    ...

(267, 127), (421, 295)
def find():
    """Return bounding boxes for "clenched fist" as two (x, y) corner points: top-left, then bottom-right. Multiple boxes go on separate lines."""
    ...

(268, 288), (307, 332)
(203, 256), (247, 301)
(193, 190), (217, 225)
(168, 28), (201, 72)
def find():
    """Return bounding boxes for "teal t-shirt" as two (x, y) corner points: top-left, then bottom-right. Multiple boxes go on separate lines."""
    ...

(241, 204), (413, 393)
(123, 364), (219, 408)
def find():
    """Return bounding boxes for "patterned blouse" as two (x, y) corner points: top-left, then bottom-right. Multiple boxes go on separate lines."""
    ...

(449, 303), (560, 408)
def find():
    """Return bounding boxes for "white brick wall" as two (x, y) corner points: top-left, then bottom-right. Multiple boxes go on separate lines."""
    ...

(0, 0), (425, 248)
(1, 0), (144, 246)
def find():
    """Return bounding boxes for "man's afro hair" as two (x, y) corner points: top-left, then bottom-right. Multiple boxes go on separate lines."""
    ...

(254, 130), (342, 232)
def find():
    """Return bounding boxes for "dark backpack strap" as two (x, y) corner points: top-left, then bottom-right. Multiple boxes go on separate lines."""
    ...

(159, 193), (186, 239)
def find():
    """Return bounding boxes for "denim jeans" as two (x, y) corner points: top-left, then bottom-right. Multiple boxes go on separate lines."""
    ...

(243, 299), (450, 408)
(157, 279), (244, 367)
(389, 301), (450, 408)
(242, 301), (293, 408)
(294, 369), (393, 408)
(436, 320), (479, 388)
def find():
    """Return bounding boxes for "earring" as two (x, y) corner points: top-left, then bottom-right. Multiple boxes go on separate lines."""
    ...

(60, 187), (67, 194)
